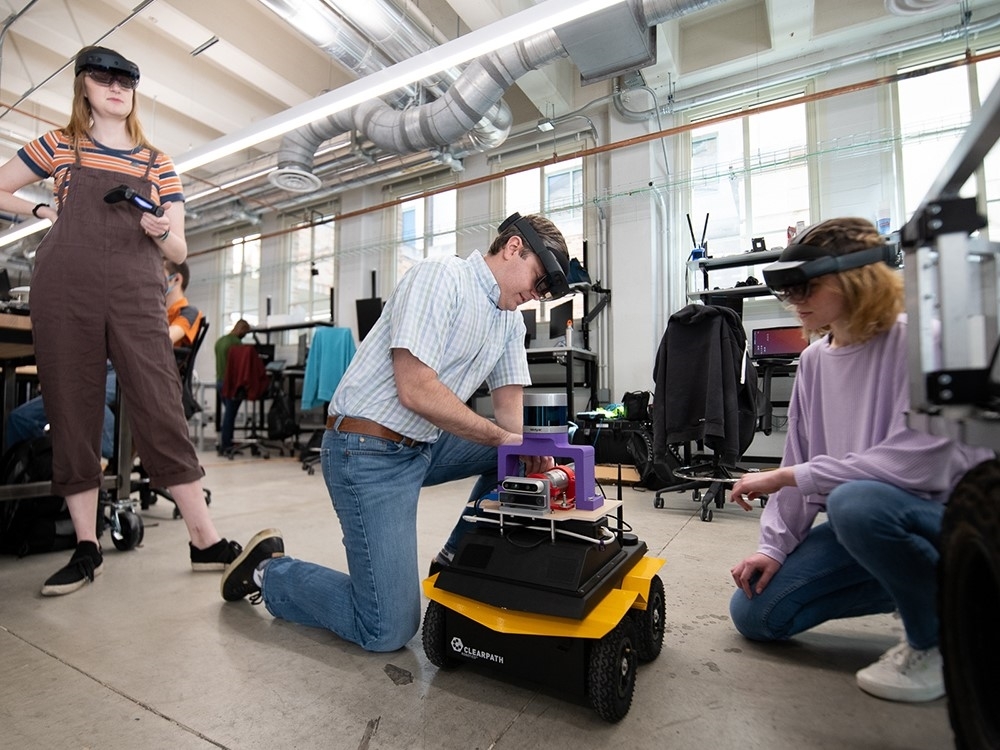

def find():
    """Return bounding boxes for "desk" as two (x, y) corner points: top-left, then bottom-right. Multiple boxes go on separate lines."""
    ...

(0, 314), (132, 504)
(525, 346), (598, 416)
(0, 312), (34, 448)
(754, 359), (797, 435)
(250, 319), (334, 344)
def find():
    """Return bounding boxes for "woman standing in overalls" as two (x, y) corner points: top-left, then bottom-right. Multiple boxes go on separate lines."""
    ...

(0, 46), (245, 595)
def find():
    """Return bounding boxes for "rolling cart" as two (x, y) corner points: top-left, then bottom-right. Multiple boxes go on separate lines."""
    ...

(421, 393), (665, 722)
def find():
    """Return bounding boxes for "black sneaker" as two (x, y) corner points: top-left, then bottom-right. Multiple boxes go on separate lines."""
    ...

(221, 529), (284, 602)
(41, 541), (104, 597)
(190, 538), (243, 571)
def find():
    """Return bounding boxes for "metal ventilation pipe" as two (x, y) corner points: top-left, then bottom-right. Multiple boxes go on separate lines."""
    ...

(268, 0), (724, 193)
(260, 0), (514, 191)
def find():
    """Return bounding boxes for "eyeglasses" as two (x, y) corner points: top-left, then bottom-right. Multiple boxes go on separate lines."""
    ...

(771, 280), (819, 304)
(84, 69), (139, 90)
(534, 274), (553, 299)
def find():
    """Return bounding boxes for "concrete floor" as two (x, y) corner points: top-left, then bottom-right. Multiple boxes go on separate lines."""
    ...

(0, 447), (955, 750)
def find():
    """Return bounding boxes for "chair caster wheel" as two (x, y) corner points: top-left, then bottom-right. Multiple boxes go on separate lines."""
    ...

(112, 511), (144, 550)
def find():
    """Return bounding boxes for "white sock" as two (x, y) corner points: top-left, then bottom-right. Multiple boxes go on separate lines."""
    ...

(253, 559), (271, 587)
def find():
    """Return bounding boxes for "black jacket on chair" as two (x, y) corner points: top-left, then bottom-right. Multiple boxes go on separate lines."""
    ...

(651, 304), (758, 465)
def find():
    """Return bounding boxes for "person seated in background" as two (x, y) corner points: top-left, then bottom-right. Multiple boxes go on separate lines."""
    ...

(5, 362), (117, 459)
(0, 267), (211, 572)
(164, 260), (201, 347)
(3, 260), (199, 463)
(727, 217), (994, 703)
(214, 318), (251, 455)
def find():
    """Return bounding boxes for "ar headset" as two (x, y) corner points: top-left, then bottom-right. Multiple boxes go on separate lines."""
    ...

(74, 47), (140, 85)
(762, 238), (901, 294)
(497, 212), (571, 300)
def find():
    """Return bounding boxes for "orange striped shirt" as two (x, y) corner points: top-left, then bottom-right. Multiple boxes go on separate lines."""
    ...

(18, 130), (184, 208)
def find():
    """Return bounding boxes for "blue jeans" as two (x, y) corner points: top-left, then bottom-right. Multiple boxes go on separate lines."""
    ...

(261, 426), (497, 652)
(730, 480), (945, 650)
(217, 379), (243, 451)
(6, 365), (117, 458)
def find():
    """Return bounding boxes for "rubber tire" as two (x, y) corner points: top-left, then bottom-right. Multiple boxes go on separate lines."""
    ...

(939, 458), (1000, 750)
(587, 618), (638, 722)
(111, 510), (144, 551)
(631, 574), (665, 663)
(422, 600), (460, 670)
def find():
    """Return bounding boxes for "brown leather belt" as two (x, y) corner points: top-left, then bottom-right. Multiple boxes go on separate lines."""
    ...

(326, 415), (420, 447)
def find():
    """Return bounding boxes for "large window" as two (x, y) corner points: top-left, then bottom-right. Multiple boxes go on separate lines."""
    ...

(396, 189), (457, 279)
(898, 60), (974, 219)
(504, 157), (585, 335)
(221, 233), (261, 331)
(288, 211), (336, 322)
(689, 98), (810, 288)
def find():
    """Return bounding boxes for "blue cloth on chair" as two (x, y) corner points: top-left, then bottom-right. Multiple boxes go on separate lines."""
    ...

(301, 327), (356, 410)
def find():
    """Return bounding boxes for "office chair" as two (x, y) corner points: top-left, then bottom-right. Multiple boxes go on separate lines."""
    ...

(220, 343), (271, 459)
(134, 321), (213, 518)
(649, 304), (760, 522)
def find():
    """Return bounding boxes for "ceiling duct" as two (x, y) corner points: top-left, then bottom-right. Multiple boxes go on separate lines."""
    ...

(264, 0), (726, 194)
(555, 1), (657, 85)
(260, 0), (514, 192)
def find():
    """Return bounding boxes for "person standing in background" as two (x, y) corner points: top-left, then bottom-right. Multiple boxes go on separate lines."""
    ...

(215, 319), (251, 455)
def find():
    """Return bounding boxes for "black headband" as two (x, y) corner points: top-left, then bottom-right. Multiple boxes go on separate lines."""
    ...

(762, 243), (900, 290)
(498, 212), (571, 300)
(75, 47), (140, 82)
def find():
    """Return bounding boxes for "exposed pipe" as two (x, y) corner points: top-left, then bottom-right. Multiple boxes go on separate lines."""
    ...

(0, 0), (42, 94)
(0, 0), (155, 119)
(259, 0), (515, 190)
(268, 0), (722, 192)
(641, 9), (1000, 117)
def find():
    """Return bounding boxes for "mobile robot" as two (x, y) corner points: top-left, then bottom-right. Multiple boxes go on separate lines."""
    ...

(421, 393), (665, 722)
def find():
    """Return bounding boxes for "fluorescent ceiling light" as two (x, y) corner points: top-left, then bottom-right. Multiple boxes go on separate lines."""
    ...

(0, 217), (50, 248)
(173, 0), (625, 174)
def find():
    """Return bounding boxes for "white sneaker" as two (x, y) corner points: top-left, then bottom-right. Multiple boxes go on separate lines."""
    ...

(855, 642), (945, 702)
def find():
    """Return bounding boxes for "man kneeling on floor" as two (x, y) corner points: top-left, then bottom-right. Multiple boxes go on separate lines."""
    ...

(222, 213), (571, 652)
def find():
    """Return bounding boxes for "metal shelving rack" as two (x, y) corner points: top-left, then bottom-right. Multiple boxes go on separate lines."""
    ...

(901, 76), (1000, 447)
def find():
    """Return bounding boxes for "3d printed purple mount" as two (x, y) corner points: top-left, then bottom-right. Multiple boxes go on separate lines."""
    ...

(498, 431), (600, 511)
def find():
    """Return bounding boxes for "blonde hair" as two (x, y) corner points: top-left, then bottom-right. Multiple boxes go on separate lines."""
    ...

(64, 48), (156, 156)
(794, 217), (903, 344)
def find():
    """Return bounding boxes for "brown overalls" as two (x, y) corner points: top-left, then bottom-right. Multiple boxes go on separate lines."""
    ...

(29, 149), (203, 496)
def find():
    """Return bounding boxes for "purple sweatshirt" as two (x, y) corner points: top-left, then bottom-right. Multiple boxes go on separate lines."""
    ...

(759, 314), (994, 564)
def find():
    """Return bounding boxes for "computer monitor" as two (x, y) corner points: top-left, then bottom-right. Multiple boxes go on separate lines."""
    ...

(356, 297), (383, 342)
(704, 294), (743, 319)
(254, 343), (276, 363)
(548, 300), (573, 341)
(521, 309), (536, 347)
(751, 326), (808, 361)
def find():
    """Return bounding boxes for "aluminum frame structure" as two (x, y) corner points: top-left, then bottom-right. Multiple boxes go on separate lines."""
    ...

(902, 75), (1000, 451)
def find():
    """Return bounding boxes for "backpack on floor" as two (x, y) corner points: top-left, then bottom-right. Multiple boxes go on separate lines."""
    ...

(627, 429), (683, 490)
(0, 436), (79, 557)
